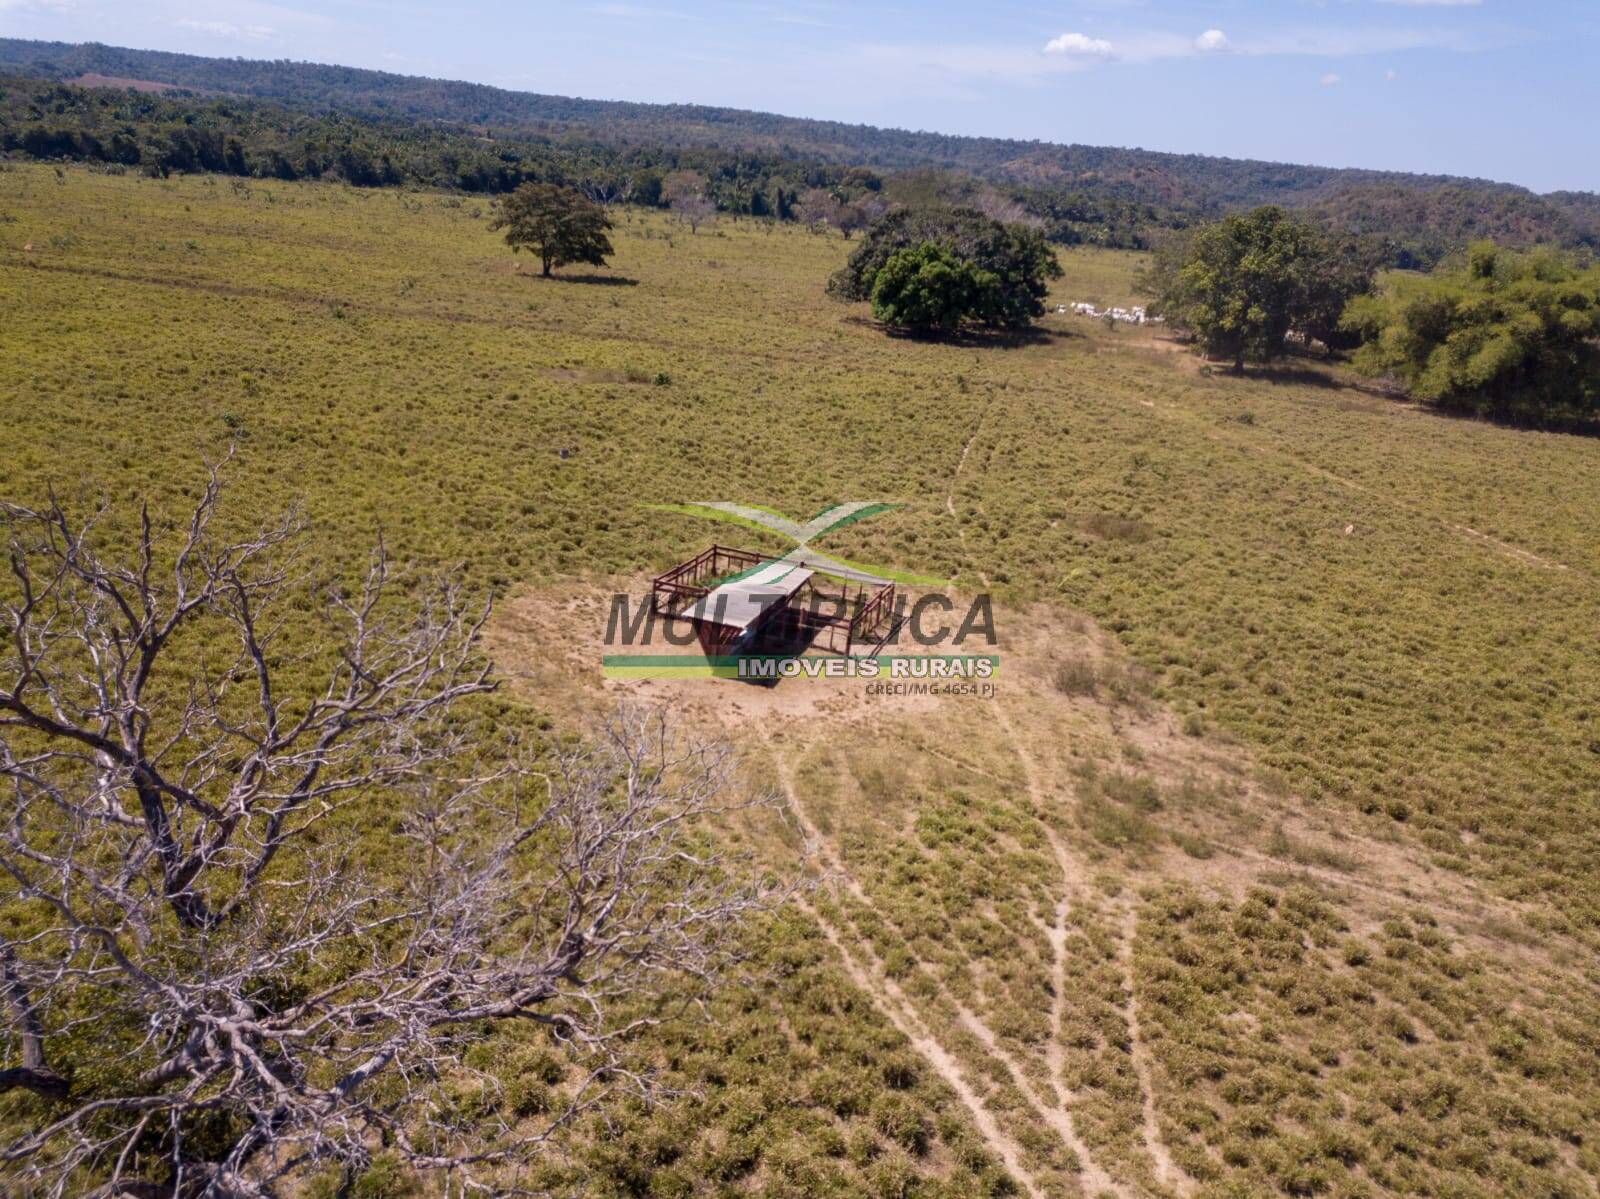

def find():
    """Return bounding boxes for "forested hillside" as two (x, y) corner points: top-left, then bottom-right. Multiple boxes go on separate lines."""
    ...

(0, 73), (1161, 245)
(3, 37), (1597, 263)
(0, 73), (829, 208)
(1301, 182), (1597, 269)
(2, 39), (1594, 213)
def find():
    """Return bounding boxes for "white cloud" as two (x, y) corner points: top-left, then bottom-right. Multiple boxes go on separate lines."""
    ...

(1042, 22), (1476, 70)
(1043, 32), (1116, 59)
(175, 19), (276, 40)
(857, 18), (1493, 89)
(1320, 72), (1342, 85)
(1386, 68), (1399, 80)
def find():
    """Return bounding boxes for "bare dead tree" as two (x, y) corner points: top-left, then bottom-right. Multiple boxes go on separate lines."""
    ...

(580, 174), (632, 207)
(790, 190), (873, 240)
(0, 465), (785, 1198)
(671, 193), (716, 234)
(793, 187), (843, 235)
(661, 170), (715, 234)
(856, 196), (890, 228)
(972, 190), (1045, 232)
(834, 203), (870, 241)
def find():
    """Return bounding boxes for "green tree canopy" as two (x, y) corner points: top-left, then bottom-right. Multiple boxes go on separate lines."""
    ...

(1343, 242), (1600, 424)
(1297, 232), (1390, 353)
(869, 243), (996, 335)
(830, 206), (1062, 333)
(1146, 206), (1378, 370)
(489, 181), (615, 277)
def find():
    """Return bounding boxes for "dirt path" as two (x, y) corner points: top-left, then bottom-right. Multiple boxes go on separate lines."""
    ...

(915, 742), (1012, 787)
(947, 411), (994, 590)
(1043, 892), (1080, 1150)
(1099, 336), (1592, 582)
(1000, 690), (1189, 1197)
(989, 703), (1131, 1199)
(1202, 418), (1589, 579)
(30, 254), (1590, 583)
(799, 895), (1050, 1199)
(1117, 904), (1191, 1196)
(1231, 436), (1578, 572)
(1448, 523), (1575, 574)
(765, 746), (1053, 1198)
(766, 735), (1129, 1198)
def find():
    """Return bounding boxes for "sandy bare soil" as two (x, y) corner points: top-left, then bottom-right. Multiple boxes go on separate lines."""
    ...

(484, 573), (971, 735)
(486, 577), (1535, 945)
(485, 578), (1566, 1197)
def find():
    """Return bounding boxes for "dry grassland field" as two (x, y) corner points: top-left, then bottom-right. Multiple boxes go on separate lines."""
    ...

(5, 165), (1600, 1199)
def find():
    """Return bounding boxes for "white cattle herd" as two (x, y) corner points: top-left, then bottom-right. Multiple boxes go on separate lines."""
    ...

(1058, 301), (1163, 325)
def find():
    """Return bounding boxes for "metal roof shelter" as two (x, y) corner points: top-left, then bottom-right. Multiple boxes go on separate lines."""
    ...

(651, 546), (897, 659)
(682, 559), (815, 634)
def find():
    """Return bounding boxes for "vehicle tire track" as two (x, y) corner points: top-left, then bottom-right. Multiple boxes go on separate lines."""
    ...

(798, 895), (1050, 1199)
(765, 737), (1115, 1198)
(947, 406), (994, 590)
(989, 703), (1132, 1199)
(765, 745), (1052, 1197)
(1116, 902), (1192, 1196)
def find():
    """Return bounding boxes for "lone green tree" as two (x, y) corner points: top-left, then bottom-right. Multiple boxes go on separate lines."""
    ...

(870, 242), (994, 335)
(1295, 231), (1388, 354)
(1153, 207), (1313, 371)
(1146, 206), (1375, 371)
(490, 181), (615, 277)
(831, 206), (1062, 335)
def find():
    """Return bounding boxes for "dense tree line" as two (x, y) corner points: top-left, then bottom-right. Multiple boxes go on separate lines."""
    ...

(0, 74), (1161, 248)
(1146, 207), (1600, 425)
(0, 75), (870, 217)
(6, 44), (1596, 271)
(1344, 242), (1600, 425)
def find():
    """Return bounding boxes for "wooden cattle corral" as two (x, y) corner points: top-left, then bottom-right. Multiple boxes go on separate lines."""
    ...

(651, 546), (897, 659)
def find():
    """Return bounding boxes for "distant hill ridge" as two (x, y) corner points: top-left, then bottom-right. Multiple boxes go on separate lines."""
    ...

(2, 37), (1596, 260)
(0, 38), (1566, 206)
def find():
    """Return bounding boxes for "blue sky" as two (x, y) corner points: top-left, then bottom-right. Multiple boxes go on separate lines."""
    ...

(3, 1), (1596, 192)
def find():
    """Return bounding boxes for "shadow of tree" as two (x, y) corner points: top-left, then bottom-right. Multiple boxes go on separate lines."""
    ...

(1181, 349), (1600, 438)
(557, 273), (640, 287)
(843, 315), (1072, 349)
